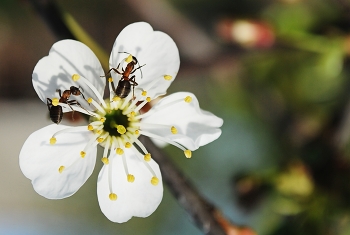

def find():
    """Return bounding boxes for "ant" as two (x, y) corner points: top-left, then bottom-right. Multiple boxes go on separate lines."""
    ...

(107, 52), (145, 99)
(47, 86), (87, 124)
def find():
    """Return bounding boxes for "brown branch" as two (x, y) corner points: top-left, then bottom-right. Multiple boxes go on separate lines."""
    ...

(141, 136), (256, 235)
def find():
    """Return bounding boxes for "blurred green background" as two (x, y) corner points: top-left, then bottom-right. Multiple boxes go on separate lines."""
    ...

(2, 0), (350, 234)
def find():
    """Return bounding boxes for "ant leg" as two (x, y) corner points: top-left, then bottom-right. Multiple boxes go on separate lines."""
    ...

(46, 98), (52, 111)
(56, 89), (62, 97)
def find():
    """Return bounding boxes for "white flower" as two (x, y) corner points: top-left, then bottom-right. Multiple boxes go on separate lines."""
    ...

(19, 22), (223, 223)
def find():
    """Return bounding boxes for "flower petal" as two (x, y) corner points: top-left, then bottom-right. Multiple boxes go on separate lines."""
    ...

(141, 92), (223, 150)
(97, 147), (163, 223)
(32, 39), (105, 111)
(109, 22), (180, 99)
(19, 124), (97, 199)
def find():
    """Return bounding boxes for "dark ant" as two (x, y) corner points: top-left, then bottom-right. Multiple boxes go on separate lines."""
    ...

(46, 86), (87, 124)
(107, 52), (145, 99)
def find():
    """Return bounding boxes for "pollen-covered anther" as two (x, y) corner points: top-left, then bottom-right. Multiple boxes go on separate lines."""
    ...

(184, 96), (192, 103)
(117, 125), (126, 134)
(80, 151), (86, 158)
(135, 130), (140, 135)
(97, 137), (104, 143)
(72, 74), (80, 81)
(87, 125), (94, 131)
(100, 117), (106, 122)
(125, 54), (133, 63)
(142, 90), (147, 96)
(52, 98), (59, 106)
(108, 77), (113, 82)
(50, 137), (56, 145)
(127, 174), (135, 183)
(184, 150), (192, 159)
(87, 97), (93, 104)
(58, 166), (65, 173)
(116, 148), (124, 155)
(109, 193), (117, 201)
(171, 126), (178, 134)
(151, 176), (159, 186)
(125, 142), (132, 148)
(101, 157), (109, 164)
(164, 75), (172, 80)
(146, 97), (151, 102)
(144, 153), (151, 162)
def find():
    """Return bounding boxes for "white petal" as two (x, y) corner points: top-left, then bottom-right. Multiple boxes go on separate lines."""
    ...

(97, 148), (163, 223)
(109, 22), (180, 99)
(19, 124), (97, 199)
(32, 40), (105, 111)
(141, 92), (223, 150)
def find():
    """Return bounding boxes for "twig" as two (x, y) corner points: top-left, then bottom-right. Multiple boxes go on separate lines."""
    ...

(28, 0), (76, 40)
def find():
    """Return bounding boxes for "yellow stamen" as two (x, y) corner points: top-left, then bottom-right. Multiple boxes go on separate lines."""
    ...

(144, 153), (151, 162)
(100, 117), (106, 122)
(125, 142), (132, 148)
(101, 157), (109, 164)
(58, 166), (65, 173)
(88, 125), (94, 131)
(97, 137), (104, 143)
(52, 98), (59, 106)
(72, 74), (80, 81)
(117, 125), (126, 134)
(80, 151), (86, 158)
(129, 111), (136, 117)
(87, 97), (93, 104)
(184, 96), (192, 103)
(164, 75), (172, 80)
(50, 137), (56, 145)
(135, 130), (140, 135)
(184, 150), (192, 159)
(127, 174), (135, 183)
(125, 55), (133, 63)
(151, 177), (159, 186)
(108, 77), (113, 82)
(171, 126), (178, 134)
(109, 193), (117, 201)
(116, 148), (124, 155)
(142, 90), (147, 96)
(146, 97), (151, 102)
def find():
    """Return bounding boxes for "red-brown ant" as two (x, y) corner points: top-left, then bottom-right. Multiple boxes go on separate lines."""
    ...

(46, 86), (87, 124)
(107, 52), (145, 99)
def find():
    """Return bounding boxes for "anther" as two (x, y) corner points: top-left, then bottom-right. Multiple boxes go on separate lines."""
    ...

(72, 74), (80, 81)
(135, 130), (140, 135)
(144, 153), (151, 162)
(171, 126), (178, 134)
(117, 125), (126, 135)
(129, 111), (136, 117)
(125, 55), (133, 63)
(52, 98), (59, 106)
(125, 142), (132, 148)
(184, 150), (192, 159)
(80, 151), (86, 158)
(100, 117), (106, 122)
(116, 148), (124, 155)
(97, 137), (104, 143)
(87, 98), (93, 104)
(113, 96), (121, 102)
(50, 137), (56, 145)
(127, 174), (135, 183)
(87, 125), (94, 131)
(109, 193), (117, 201)
(108, 77), (113, 82)
(146, 97), (151, 102)
(151, 177), (159, 186)
(58, 166), (65, 173)
(142, 90), (147, 96)
(184, 96), (192, 103)
(101, 157), (109, 164)
(164, 75), (172, 80)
